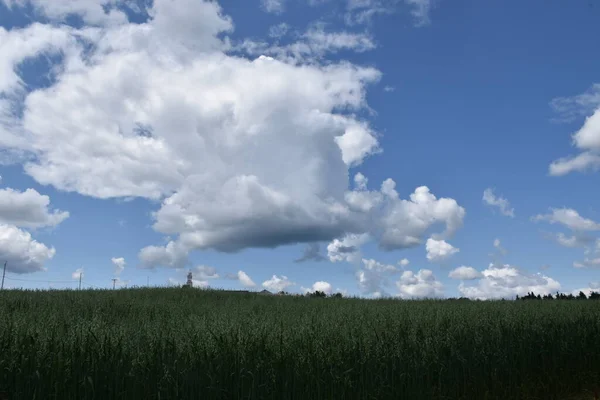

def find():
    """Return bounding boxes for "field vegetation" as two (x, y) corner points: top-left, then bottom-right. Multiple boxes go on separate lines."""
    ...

(0, 287), (599, 399)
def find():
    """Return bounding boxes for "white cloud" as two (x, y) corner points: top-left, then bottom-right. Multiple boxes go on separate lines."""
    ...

(2, 0), (129, 26)
(262, 275), (295, 292)
(376, 184), (466, 250)
(111, 257), (125, 275)
(0, 1), (465, 264)
(362, 258), (397, 272)
(224, 270), (257, 288)
(302, 280), (333, 294)
(238, 26), (377, 63)
(571, 282), (600, 297)
(551, 84), (600, 122)
(549, 85), (600, 176)
(448, 266), (482, 280)
(327, 233), (369, 263)
(268, 23), (290, 38)
(191, 279), (209, 288)
(72, 267), (84, 280)
(191, 265), (219, 279)
(0, 224), (56, 273)
(237, 270), (256, 288)
(138, 240), (189, 269)
(482, 188), (514, 218)
(345, 0), (435, 26)
(0, 187), (69, 228)
(398, 258), (410, 267)
(396, 269), (443, 298)
(458, 263), (561, 300)
(493, 238), (507, 255)
(549, 152), (600, 176)
(553, 232), (594, 248)
(573, 258), (600, 268)
(532, 208), (600, 231)
(425, 238), (459, 262)
(353, 172), (368, 190)
(571, 288), (600, 297)
(572, 110), (600, 151)
(356, 257), (398, 296)
(404, 0), (432, 26)
(383, 85), (395, 92)
(0, 23), (76, 96)
(261, 0), (285, 14)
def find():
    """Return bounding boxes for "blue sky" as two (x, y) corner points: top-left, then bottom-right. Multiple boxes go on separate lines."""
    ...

(0, 0), (599, 298)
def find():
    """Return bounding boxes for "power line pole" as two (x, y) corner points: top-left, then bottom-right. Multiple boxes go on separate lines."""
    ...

(79, 273), (82, 290)
(147, 276), (149, 287)
(1, 261), (6, 290)
(112, 278), (117, 289)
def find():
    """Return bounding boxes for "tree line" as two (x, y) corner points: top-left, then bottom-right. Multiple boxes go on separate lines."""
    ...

(517, 291), (600, 300)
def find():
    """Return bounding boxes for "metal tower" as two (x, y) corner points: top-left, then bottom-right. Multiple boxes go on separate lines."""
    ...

(186, 270), (193, 287)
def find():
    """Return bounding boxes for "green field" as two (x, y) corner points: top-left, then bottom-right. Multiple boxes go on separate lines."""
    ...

(1, 288), (599, 400)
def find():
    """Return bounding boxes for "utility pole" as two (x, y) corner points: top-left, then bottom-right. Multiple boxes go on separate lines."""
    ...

(112, 278), (117, 289)
(147, 276), (149, 287)
(1, 261), (6, 290)
(78, 273), (82, 290)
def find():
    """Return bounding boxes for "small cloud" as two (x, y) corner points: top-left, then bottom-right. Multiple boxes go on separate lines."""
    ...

(483, 188), (515, 218)
(458, 263), (560, 300)
(269, 23), (290, 38)
(448, 266), (482, 280)
(261, 0), (285, 14)
(396, 269), (443, 299)
(425, 238), (459, 263)
(383, 85), (395, 92)
(327, 233), (369, 263)
(532, 208), (600, 231)
(225, 270), (257, 288)
(404, 0), (433, 27)
(191, 265), (219, 279)
(550, 83), (600, 123)
(573, 257), (600, 269)
(553, 232), (594, 248)
(356, 258), (399, 296)
(262, 275), (295, 292)
(111, 257), (125, 275)
(301, 281), (333, 294)
(493, 238), (507, 255)
(398, 258), (410, 267)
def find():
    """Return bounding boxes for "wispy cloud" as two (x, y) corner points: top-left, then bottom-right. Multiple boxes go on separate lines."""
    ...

(483, 188), (515, 218)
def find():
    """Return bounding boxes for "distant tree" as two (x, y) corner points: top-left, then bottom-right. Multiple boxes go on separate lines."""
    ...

(578, 291), (588, 300)
(308, 290), (327, 298)
(332, 292), (343, 298)
(590, 291), (600, 300)
(543, 293), (554, 300)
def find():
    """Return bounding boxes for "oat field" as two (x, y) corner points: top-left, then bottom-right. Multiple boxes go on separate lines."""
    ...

(0, 288), (599, 399)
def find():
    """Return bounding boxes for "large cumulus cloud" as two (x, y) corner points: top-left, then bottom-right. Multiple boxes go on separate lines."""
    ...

(0, 0), (465, 268)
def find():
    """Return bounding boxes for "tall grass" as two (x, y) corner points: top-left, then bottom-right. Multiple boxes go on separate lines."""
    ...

(0, 288), (599, 399)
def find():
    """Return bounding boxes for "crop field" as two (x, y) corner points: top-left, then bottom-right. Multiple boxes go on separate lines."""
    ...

(0, 288), (599, 399)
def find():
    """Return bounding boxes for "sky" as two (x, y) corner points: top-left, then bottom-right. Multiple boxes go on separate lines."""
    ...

(0, 0), (599, 299)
